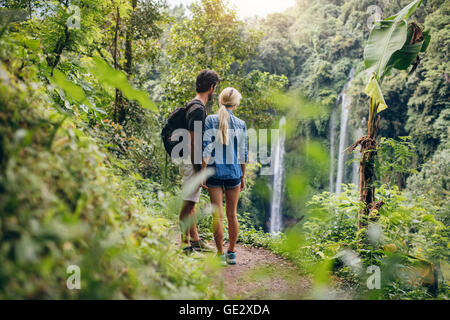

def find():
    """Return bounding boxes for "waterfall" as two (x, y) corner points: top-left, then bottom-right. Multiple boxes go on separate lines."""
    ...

(270, 117), (286, 235)
(335, 68), (355, 195)
(329, 106), (337, 193)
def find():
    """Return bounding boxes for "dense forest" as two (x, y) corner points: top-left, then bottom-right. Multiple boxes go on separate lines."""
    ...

(0, 0), (448, 300)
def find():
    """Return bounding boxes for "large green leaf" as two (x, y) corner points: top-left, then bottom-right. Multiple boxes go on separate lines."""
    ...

(386, 24), (430, 71)
(388, 42), (423, 70)
(421, 30), (431, 52)
(384, 0), (423, 22)
(87, 57), (157, 113)
(364, 0), (423, 79)
(52, 70), (90, 106)
(365, 74), (388, 113)
(364, 19), (408, 79)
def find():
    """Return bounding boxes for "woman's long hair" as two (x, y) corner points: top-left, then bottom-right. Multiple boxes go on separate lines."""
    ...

(218, 87), (242, 145)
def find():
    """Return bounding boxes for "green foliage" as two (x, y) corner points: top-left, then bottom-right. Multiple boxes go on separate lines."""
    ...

(376, 136), (418, 187)
(161, 0), (286, 128)
(0, 18), (221, 299)
(364, 0), (425, 81)
(235, 70), (288, 128)
(52, 69), (91, 106)
(162, 0), (257, 109)
(0, 0), (448, 301)
(407, 148), (450, 225)
(86, 57), (156, 112)
(405, 0), (449, 163)
(363, 0), (428, 144)
(269, 184), (449, 299)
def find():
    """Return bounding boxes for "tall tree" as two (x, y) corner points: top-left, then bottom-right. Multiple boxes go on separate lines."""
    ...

(162, 0), (286, 127)
(110, 0), (165, 124)
(349, 0), (430, 231)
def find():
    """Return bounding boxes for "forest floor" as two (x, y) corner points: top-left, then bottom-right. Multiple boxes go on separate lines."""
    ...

(218, 243), (312, 299)
(176, 234), (352, 299)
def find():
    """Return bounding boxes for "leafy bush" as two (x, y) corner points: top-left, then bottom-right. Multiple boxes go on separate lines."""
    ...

(376, 136), (418, 188)
(267, 184), (449, 299)
(0, 40), (220, 299)
(407, 148), (450, 225)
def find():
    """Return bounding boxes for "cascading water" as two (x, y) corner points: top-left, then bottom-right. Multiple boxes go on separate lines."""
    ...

(335, 68), (355, 195)
(269, 117), (286, 235)
(329, 106), (337, 193)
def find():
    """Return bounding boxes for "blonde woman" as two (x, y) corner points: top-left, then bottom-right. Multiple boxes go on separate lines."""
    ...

(202, 87), (248, 265)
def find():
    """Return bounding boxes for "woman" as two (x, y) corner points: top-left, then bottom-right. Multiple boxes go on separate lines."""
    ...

(202, 87), (248, 265)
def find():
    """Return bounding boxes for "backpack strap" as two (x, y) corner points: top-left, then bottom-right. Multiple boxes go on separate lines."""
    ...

(185, 100), (205, 120)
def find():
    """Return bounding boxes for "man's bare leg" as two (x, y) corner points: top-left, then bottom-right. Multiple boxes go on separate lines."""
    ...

(179, 200), (200, 246)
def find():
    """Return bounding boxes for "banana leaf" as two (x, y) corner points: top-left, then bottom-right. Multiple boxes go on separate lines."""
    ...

(421, 30), (431, 52)
(388, 42), (423, 70)
(365, 74), (388, 113)
(364, 0), (423, 80)
(386, 25), (430, 71)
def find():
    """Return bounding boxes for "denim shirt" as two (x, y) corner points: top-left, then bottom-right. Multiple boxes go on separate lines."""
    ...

(202, 109), (248, 180)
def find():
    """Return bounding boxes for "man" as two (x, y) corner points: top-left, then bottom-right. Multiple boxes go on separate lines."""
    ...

(179, 70), (220, 254)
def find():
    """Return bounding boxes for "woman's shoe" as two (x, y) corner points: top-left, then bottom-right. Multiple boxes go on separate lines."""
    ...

(226, 251), (236, 265)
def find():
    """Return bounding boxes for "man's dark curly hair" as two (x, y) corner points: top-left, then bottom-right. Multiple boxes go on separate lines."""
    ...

(196, 69), (220, 93)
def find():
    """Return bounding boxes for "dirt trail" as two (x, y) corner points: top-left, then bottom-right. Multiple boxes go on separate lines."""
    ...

(218, 243), (312, 300)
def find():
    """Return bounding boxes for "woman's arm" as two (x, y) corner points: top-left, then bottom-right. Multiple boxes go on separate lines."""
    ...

(240, 163), (247, 191)
(201, 117), (213, 189)
(240, 122), (248, 191)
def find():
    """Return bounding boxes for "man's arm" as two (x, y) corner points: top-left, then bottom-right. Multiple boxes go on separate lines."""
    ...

(189, 130), (198, 172)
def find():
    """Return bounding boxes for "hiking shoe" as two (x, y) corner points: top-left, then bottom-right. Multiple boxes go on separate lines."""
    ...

(226, 251), (236, 265)
(182, 246), (194, 255)
(191, 239), (214, 252)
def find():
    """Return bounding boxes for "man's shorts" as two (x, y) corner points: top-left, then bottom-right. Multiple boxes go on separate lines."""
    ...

(180, 163), (202, 203)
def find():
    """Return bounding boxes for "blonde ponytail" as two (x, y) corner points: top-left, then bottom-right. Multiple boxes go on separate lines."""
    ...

(218, 87), (242, 146)
(218, 105), (230, 145)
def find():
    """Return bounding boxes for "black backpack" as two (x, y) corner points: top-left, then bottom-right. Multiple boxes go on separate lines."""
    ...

(161, 100), (203, 156)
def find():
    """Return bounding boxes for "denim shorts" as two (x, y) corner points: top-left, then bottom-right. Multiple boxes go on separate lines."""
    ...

(206, 177), (241, 190)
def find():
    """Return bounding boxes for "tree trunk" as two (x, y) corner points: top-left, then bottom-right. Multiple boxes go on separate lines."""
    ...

(113, 5), (121, 124)
(124, 0), (137, 76)
(348, 98), (383, 231)
(358, 138), (377, 230)
(116, 0), (137, 124)
(359, 99), (382, 230)
(48, 25), (70, 75)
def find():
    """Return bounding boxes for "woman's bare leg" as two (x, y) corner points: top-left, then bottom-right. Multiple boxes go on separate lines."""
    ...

(209, 187), (224, 254)
(225, 186), (240, 253)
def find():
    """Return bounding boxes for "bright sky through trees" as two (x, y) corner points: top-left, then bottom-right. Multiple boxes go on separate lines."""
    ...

(167, 0), (296, 18)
